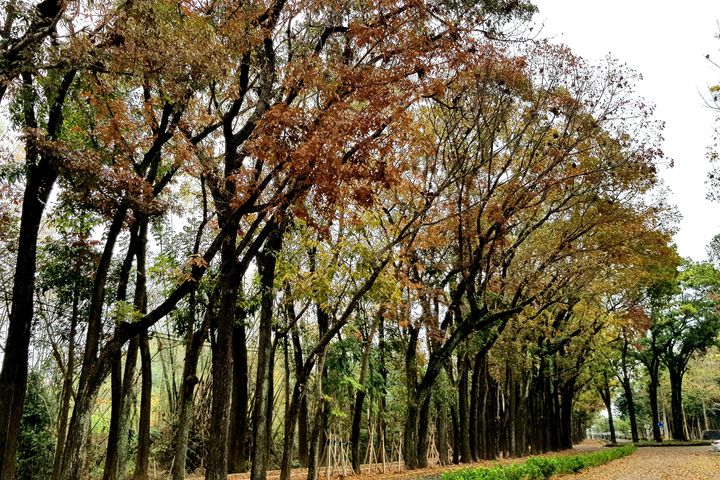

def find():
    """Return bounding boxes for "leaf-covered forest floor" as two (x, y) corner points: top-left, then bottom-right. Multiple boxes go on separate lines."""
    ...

(196, 440), (604, 480)
(555, 445), (720, 480)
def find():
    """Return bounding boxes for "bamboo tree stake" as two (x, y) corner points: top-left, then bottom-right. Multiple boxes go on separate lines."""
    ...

(380, 428), (386, 473)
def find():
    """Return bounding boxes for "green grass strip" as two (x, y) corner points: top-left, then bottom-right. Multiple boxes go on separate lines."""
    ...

(440, 444), (636, 480)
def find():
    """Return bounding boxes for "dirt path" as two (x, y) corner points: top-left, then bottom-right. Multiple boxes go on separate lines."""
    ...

(187, 440), (603, 480)
(556, 446), (720, 480)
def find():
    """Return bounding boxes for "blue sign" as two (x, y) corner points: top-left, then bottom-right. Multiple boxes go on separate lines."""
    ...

(658, 421), (664, 428)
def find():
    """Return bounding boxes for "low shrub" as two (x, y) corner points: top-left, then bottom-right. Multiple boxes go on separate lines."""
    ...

(441, 444), (636, 480)
(635, 440), (711, 447)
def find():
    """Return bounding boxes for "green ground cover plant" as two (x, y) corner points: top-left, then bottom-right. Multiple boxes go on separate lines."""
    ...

(441, 445), (636, 480)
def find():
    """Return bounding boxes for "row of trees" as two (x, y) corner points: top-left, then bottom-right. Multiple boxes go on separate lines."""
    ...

(1, 1), (715, 480)
(595, 260), (720, 444)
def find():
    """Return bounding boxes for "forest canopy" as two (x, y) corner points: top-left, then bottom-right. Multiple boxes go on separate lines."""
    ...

(0, 2), (717, 480)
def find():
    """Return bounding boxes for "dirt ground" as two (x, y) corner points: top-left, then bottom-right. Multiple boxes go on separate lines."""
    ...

(185, 440), (605, 480)
(555, 445), (720, 480)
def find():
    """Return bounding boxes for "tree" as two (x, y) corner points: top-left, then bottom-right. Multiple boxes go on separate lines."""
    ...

(657, 261), (720, 440)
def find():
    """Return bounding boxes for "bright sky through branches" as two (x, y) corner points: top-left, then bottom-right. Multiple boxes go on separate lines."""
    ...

(533, 0), (719, 261)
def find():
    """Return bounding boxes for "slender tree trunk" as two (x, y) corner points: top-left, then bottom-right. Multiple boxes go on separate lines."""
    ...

(378, 315), (388, 463)
(204, 241), (239, 480)
(60, 378), (102, 480)
(51, 293), (78, 480)
(250, 229), (283, 480)
(279, 318), (311, 480)
(436, 399), (449, 465)
(599, 382), (616, 444)
(292, 326), (310, 468)
(307, 289), (330, 480)
(60, 206), (129, 480)
(228, 321), (249, 473)
(0, 68), (74, 480)
(648, 374), (662, 442)
(402, 325), (420, 469)
(134, 333), (151, 480)
(171, 295), (213, 480)
(133, 218), (151, 480)
(350, 313), (380, 473)
(457, 353), (472, 463)
(450, 401), (460, 464)
(103, 349), (125, 480)
(469, 353), (481, 461)
(621, 376), (639, 443)
(306, 356), (328, 480)
(280, 380), (306, 480)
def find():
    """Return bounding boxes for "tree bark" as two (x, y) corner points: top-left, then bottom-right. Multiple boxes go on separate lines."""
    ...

(51, 291), (78, 480)
(292, 327), (310, 467)
(306, 296), (330, 480)
(402, 325), (420, 469)
(457, 353), (472, 463)
(171, 293), (213, 480)
(250, 228), (283, 480)
(668, 367), (687, 441)
(621, 375), (639, 443)
(0, 69), (74, 480)
(619, 344), (640, 443)
(228, 321), (249, 473)
(350, 312), (380, 473)
(648, 375), (662, 442)
(204, 242), (239, 480)
(306, 358), (328, 480)
(599, 382), (616, 444)
(133, 217), (151, 480)
(436, 399), (449, 465)
(103, 348), (125, 480)
(134, 332), (152, 480)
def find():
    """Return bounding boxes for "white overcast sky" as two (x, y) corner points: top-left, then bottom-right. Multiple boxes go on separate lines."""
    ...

(532, 1), (719, 261)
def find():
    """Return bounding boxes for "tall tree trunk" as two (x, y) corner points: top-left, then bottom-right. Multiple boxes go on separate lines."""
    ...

(416, 394), (431, 468)
(469, 353), (481, 461)
(350, 312), (380, 473)
(171, 294), (213, 480)
(204, 239), (239, 480)
(134, 333), (151, 480)
(306, 357), (328, 480)
(599, 382), (616, 444)
(377, 314), (388, 463)
(228, 321), (249, 473)
(558, 385), (574, 450)
(458, 353), (472, 463)
(450, 401), (460, 464)
(619, 332), (639, 443)
(0, 68), (74, 480)
(250, 228), (283, 480)
(621, 376), (639, 443)
(60, 377), (103, 480)
(279, 317), (312, 480)
(60, 205), (129, 480)
(648, 374), (662, 442)
(51, 292), (78, 480)
(436, 398), (449, 465)
(307, 294), (330, 480)
(103, 349), (125, 480)
(668, 367), (687, 441)
(104, 223), (142, 480)
(292, 326), (310, 468)
(402, 325), (420, 469)
(280, 376), (306, 480)
(133, 218), (151, 480)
